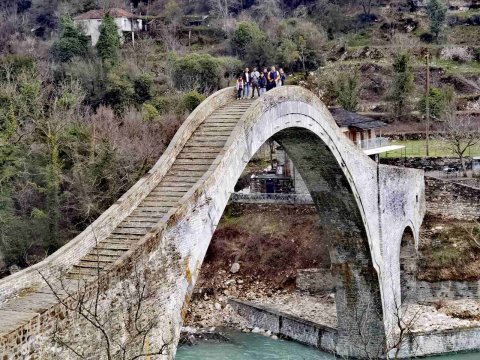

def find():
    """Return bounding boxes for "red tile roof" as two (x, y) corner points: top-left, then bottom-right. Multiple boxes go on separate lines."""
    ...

(74, 8), (138, 20)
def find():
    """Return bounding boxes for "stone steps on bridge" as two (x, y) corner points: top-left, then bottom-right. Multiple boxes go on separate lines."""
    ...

(0, 99), (254, 338)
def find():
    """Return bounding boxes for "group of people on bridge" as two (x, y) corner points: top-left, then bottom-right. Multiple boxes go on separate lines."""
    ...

(236, 66), (286, 99)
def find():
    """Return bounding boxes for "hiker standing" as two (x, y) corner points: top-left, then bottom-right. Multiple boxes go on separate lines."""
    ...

(236, 76), (244, 99)
(262, 67), (268, 81)
(242, 68), (251, 99)
(250, 67), (261, 98)
(267, 66), (280, 91)
(279, 68), (286, 86)
(259, 72), (267, 95)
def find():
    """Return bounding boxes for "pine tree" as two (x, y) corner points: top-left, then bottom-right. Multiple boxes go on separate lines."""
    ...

(427, 0), (447, 42)
(337, 73), (360, 112)
(387, 53), (415, 121)
(51, 16), (90, 62)
(96, 14), (121, 63)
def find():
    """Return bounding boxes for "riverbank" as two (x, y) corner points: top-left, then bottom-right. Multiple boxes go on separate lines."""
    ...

(184, 268), (480, 333)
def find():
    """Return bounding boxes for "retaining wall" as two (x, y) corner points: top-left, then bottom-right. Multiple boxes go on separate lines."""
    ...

(424, 176), (480, 220)
(394, 327), (480, 358)
(229, 299), (338, 353)
(404, 279), (480, 303)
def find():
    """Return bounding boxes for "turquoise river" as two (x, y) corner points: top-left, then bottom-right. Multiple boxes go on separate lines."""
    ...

(176, 329), (480, 360)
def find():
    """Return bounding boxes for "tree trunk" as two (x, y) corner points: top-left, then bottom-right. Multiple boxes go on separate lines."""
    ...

(460, 155), (468, 177)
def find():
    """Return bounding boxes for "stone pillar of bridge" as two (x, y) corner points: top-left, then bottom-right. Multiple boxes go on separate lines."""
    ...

(274, 128), (385, 358)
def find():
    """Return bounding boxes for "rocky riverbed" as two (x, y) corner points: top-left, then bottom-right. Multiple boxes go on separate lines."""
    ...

(184, 268), (480, 336)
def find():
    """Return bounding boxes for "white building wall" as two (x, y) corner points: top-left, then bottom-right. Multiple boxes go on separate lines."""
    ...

(75, 17), (142, 46)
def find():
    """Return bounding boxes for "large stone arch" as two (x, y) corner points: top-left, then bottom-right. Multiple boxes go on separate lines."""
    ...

(164, 87), (423, 358)
(0, 86), (425, 359)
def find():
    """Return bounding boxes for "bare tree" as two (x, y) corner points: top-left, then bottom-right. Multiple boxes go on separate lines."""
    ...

(352, 291), (422, 359)
(462, 220), (480, 249)
(208, 0), (242, 30)
(441, 110), (480, 177)
(357, 0), (378, 19)
(39, 234), (172, 359)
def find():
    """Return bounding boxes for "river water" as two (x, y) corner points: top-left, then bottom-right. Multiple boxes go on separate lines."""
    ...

(176, 329), (479, 360)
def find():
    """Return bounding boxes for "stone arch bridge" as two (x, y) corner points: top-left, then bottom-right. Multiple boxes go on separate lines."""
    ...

(0, 86), (425, 359)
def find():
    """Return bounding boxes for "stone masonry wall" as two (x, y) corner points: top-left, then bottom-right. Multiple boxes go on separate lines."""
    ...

(425, 176), (480, 220)
(404, 279), (480, 303)
(229, 299), (338, 353)
(394, 327), (480, 358)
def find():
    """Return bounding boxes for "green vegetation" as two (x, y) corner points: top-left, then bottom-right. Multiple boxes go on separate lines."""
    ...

(418, 86), (454, 120)
(387, 53), (415, 121)
(170, 53), (223, 93)
(381, 139), (480, 158)
(337, 72), (361, 112)
(51, 16), (90, 62)
(419, 217), (480, 281)
(427, 0), (448, 41)
(96, 14), (121, 62)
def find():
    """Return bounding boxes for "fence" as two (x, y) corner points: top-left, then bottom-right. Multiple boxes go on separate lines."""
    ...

(230, 192), (314, 204)
(360, 137), (390, 150)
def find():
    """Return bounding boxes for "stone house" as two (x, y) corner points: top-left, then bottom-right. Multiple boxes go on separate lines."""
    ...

(74, 8), (143, 46)
(329, 107), (404, 159)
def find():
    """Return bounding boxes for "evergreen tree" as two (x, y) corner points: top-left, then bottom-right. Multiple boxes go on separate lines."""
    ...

(427, 0), (447, 41)
(337, 73), (360, 112)
(387, 53), (415, 121)
(418, 86), (454, 120)
(96, 14), (121, 63)
(51, 16), (90, 62)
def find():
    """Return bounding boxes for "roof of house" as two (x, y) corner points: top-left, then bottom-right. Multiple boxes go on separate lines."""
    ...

(74, 8), (138, 20)
(330, 107), (388, 130)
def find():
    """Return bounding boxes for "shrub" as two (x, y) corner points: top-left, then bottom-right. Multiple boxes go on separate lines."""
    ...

(218, 56), (243, 86)
(142, 103), (159, 121)
(134, 73), (154, 104)
(149, 96), (170, 114)
(231, 21), (265, 56)
(419, 32), (434, 43)
(0, 55), (36, 82)
(103, 67), (135, 114)
(149, 95), (184, 115)
(183, 91), (205, 112)
(418, 86), (454, 120)
(170, 53), (222, 93)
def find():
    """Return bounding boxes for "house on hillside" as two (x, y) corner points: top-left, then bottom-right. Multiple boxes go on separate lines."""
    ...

(329, 107), (405, 159)
(74, 8), (144, 46)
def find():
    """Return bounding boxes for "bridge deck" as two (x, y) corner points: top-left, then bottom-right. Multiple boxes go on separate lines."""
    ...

(0, 99), (253, 337)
